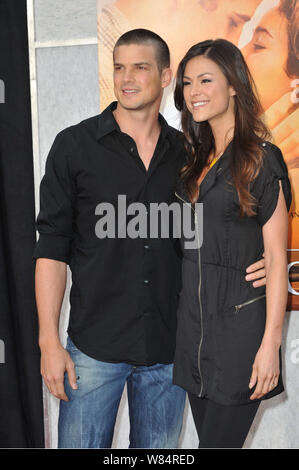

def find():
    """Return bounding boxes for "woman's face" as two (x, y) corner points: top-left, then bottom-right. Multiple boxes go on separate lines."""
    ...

(182, 56), (236, 126)
(242, 7), (290, 111)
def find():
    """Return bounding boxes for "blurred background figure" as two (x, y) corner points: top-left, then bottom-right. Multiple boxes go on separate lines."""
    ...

(242, 0), (299, 249)
(243, 0), (299, 169)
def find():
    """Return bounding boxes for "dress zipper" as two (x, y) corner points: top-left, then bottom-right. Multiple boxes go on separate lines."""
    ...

(234, 294), (266, 314)
(175, 192), (204, 397)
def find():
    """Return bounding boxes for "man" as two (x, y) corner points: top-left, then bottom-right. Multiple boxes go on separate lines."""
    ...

(34, 29), (266, 449)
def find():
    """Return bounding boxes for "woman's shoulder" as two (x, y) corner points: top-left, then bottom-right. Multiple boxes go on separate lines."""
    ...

(251, 141), (292, 224)
(259, 141), (289, 178)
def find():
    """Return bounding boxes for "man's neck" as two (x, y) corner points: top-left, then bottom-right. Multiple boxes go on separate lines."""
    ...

(113, 104), (161, 144)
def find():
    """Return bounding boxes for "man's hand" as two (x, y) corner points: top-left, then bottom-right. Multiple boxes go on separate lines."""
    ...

(40, 341), (77, 401)
(245, 254), (266, 288)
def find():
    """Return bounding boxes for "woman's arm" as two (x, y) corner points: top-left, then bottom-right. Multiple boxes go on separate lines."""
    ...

(249, 181), (289, 400)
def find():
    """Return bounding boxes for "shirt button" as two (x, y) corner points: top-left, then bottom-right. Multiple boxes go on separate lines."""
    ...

(144, 279), (149, 284)
(144, 245), (149, 249)
(143, 312), (150, 317)
(130, 147), (134, 152)
(262, 142), (266, 147)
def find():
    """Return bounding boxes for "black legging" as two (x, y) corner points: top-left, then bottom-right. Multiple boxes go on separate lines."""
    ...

(188, 393), (260, 448)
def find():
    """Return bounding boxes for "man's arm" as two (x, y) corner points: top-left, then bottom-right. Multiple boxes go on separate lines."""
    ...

(35, 258), (77, 401)
(245, 255), (266, 288)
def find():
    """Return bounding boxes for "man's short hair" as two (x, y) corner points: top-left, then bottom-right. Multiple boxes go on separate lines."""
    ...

(113, 29), (170, 73)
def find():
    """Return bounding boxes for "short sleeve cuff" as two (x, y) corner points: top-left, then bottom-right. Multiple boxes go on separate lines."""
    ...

(33, 233), (72, 264)
(257, 174), (292, 226)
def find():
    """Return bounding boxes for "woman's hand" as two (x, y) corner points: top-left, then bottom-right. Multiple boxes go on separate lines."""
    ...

(249, 340), (280, 400)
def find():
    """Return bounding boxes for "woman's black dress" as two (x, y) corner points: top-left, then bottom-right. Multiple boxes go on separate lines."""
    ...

(173, 141), (292, 405)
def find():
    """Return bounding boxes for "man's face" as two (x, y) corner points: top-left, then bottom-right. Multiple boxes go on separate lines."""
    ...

(113, 43), (170, 111)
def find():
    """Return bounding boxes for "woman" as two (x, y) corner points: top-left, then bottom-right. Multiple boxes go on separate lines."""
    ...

(173, 39), (292, 448)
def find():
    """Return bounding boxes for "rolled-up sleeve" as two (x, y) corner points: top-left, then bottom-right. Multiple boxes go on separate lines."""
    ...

(33, 130), (76, 264)
(252, 143), (292, 226)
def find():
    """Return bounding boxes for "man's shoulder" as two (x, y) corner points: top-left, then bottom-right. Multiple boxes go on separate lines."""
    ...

(73, 113), (101, 135)
(57, 114), (101, 143)
(166, 125), (184, 147)
(167, 125), (183, 138)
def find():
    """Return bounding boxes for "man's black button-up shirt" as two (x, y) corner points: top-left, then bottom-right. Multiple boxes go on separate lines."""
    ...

(34, 102), (185, 365)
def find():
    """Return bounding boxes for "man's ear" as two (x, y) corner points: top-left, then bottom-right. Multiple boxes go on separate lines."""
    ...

(161, 68), (173, 89)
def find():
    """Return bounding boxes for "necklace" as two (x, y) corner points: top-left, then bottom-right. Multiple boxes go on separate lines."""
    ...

(209, 150), (223, 169)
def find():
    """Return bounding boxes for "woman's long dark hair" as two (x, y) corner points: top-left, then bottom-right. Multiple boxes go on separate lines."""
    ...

(174, 39), (271, 216)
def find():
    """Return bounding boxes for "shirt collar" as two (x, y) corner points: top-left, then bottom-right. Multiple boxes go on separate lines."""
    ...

(96, 101), (120, 140)
(96, 101), (172, 142)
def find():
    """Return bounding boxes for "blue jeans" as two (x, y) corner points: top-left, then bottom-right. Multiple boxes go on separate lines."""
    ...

(58, 337), (186, 448)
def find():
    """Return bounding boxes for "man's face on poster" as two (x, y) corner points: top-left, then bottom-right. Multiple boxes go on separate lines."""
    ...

(198, 0), (262, 43)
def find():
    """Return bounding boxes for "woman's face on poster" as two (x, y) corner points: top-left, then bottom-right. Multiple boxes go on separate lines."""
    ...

(242, 7), (291, 111)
